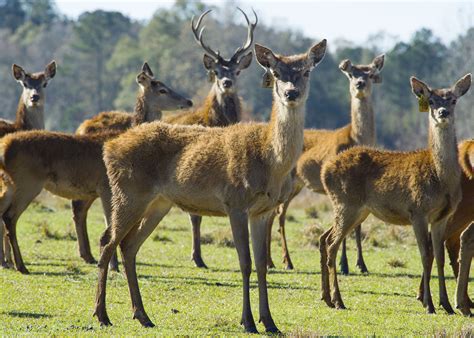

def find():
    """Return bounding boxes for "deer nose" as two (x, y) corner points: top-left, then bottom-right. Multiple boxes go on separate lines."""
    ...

(356, 80), (366, 89)
(438, 108), (449, 118)
(285, 89), (300, 101)
(185, 99), (193, 107)
(222, 79), (233, 88)
(31, 94), (40, 102)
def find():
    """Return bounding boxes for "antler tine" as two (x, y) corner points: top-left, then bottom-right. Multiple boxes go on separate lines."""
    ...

(191, 9), (220, 60)
(231, 8), (258, 62)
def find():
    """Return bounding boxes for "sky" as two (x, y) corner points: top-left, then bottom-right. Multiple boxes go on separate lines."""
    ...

(55, 0), (473, 48)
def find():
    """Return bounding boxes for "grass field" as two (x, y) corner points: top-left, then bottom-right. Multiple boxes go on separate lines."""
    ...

(0, 192), (473, 336)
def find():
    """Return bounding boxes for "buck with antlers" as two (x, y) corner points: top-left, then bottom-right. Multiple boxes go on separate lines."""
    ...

(0, 61), (56, 268)
(320, 74), (471, 314)
(163, 8), (256, 268)
(265, 55), (384, 271)
(0, 64), (192, 274)
(94, 39), (327, 332)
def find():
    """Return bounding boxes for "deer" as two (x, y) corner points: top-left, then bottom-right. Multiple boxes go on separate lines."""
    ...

(0, 61), (56, 268)
(416, 139), (474, 316)
(93, 39), (327, 332)
(0, 64), (193, 274)
(265, 55), (384, 271)
(69, 62), (192, 269)
(73, 9), (256, 270)
(319, 74), (471, 314)
(456, 222), (474, 317)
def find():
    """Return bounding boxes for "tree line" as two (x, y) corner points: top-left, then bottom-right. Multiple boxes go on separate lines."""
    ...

(0, 0), (472, 149)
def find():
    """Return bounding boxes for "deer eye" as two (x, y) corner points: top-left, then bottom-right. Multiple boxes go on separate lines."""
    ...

(159, 89), (168, 94)
(235, 70), (241, 76)
(43, 83), (48, 88)
(452, 98), (457, 104)
(303, 70), (310, 77)
(272, 71), (280, 79)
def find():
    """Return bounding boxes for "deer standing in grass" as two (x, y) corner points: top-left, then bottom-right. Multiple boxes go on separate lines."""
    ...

(164, 8), (256, 268)
(320, 74), (471, 314)
(70, 63), (192, 268)
(0, 64), (192, 274)
(415, 139), (474, 316)
(94, 40), (327, 332)
(0, 61), (56, 267)
(266, 55), (384, 271)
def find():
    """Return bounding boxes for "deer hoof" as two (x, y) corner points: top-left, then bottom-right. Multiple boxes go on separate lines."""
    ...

(192, 256), (208, 269)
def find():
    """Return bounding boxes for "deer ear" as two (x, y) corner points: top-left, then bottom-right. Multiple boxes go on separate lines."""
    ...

(410, 76), (430, 99)
(237, 52), (253, 71)
(306, 39), (327, 70)
(136, 72), (151, 87)
(261, 69), (274, 88)
(203, 54), (215, 71)
(452, 73), (471, 98)
(339, 59), (352, 74)
(44, 60), (56, 80)
(255, 44), (278, 69)
(12, 64), (26, 81)
(142, 62), (154, 78)
(371, 54), (385, 71)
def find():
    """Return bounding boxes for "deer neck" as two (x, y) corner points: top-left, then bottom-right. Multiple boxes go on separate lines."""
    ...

(132, 92), (161, 127)
(267, 93), (306, 175)
(428, 118), (460, 187)
(15, 95), (44, 130)
(204, 84), (241, 126)
(349, 94), (375, 146)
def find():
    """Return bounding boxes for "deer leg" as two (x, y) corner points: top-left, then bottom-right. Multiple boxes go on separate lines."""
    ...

(411, 217), (435, 313)
(417, 233), (433, 303)
(250, 212), (279, 333)
(228, 210), (257, 333)
(94, 192), (149, 326)
(100, 197), (119, 272)
(3, 183), (42, 274)
(354, 224), (368, 273)
(120, 198), (172, 327)
(0, 173), (13, 268)
(446, 235), (461, 278)
(72, 199), (96, 264)
(278, 200), (294, 270)
(339, 238), (349, 275)
(456, 224), (474, 316)
(327, 208), (367, 309)
(320, 228), (334, 308)
(431, 219), (454, 314)
(190, 214), (207, 268)
(265, 210), (276, 269)
(0, 221), (12, 268)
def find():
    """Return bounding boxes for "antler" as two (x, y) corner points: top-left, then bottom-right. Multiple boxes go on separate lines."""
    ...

(191, 9), (221, 61)
(230, 8), (258, 63)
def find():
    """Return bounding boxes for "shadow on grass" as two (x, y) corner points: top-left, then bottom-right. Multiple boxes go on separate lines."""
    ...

(29, 271), (84, 277)
(4, 311), (52, 319)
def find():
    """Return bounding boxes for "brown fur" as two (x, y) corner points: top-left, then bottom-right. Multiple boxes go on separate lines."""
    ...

(0, 130), (120, 274)
(319, 74), (471, 315)
(93, 41), (327, 332)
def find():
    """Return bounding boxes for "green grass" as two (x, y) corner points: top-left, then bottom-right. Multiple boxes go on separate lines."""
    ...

(1, 193), (473, 336)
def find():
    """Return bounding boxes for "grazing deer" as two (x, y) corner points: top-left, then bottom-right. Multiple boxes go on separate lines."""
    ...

(266, 55), (384, 271)
(416, 139), (474, 315)
(319, 74), (471, 314)
(70, 63), (192, 268)
(0, 61), (56, 268)
(163, 8), (256, 268)
(0, 65), (192, 274)
(94, 40), (327, 332)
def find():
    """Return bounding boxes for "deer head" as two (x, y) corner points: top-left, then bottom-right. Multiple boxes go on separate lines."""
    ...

(339, 54), (384, 99)
(12, 61), (56, 108)
(192, 8), (257, 95)
(136, 62), (193, 111)
(411, 74), (471, 127)
(255, 39), (327, 108)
